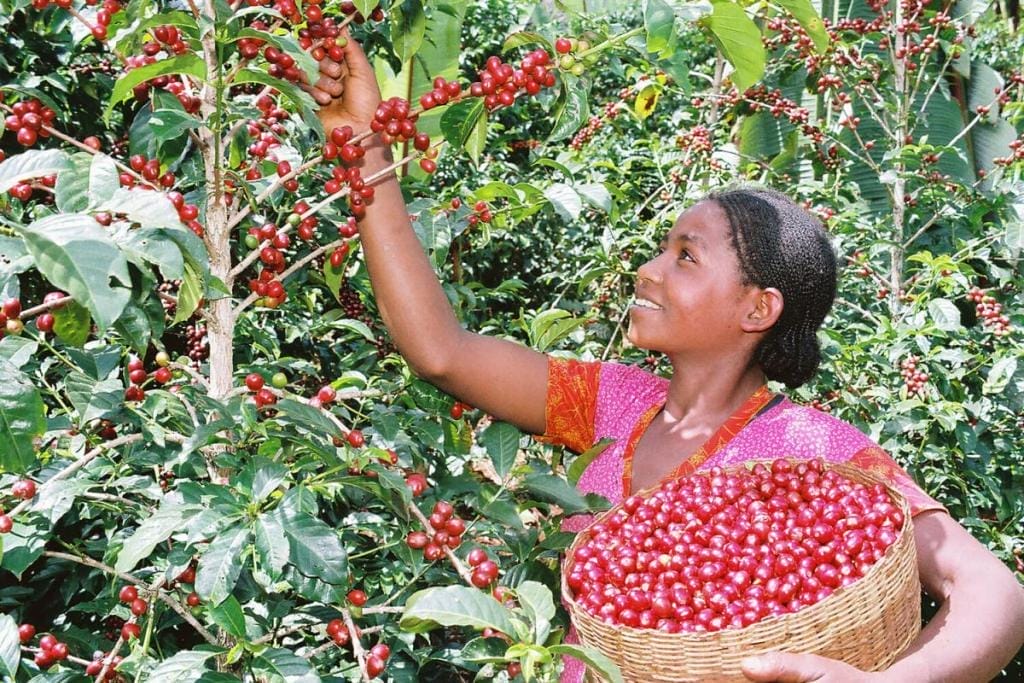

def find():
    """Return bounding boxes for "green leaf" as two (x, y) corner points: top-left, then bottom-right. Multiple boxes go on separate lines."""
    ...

(773, 0), (829, 53)
(548, 75), (589, 143)
(522, 472), (610, 515)
(240, 457), (289, 503)
(515, 581), (555, 644)
(548, 644), (624, 683)
(234, 68), (322, 139)
(280, 512), (348, 584)
(401, 585), (516, 635)
(0, 362), (45, 473)
(440, 98), (487, 157)
(209, 594), (247, 639)
(705, 1), (765, 92)
(54, 152), (93, 213)
(195, 524), (251, 606)
(481, 421), (521, 480)
(172, 262), (204, 324)
(107, 54), (207, 119)
(323, 252), (347, 304)
(0, 614), (20, 679)
(65, 372), (123, 422)
(53, 300), (92, 347)
(147, 650), (217, 682)
(644, 0), (676, 57)
(88, 153), (120, 207)
(148, 108), (203, 143)
(115, 504), (203, 573)
(252, 648), (321, 683)
(389, 0), (426, 62)
(927, 298), (961, 331)
(544, 183), (583, 222)
(502, 31), (552, 53)
(98, 188), (188, 230)
(567, 439), (614, 485)
(983, 357), (1017, 395)
(0, 517), (49, 578)
(253, 513), (289, 579)
(19, 214), (132, 332)
(235, 29), (320, 87)
(0, 149), (70, 194)
(273, 398), (343, 440)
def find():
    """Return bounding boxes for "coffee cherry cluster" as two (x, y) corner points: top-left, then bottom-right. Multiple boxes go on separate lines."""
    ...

(30, 632), (71, 669)
(466, 200), (492, 227)
(371, 97), (424, 148)
(84, 650), (123, 679)
(466, 546), (500, 588)
(264, 45), (305, 83)
(184, 322), (209, 367)
(405, 500), (470, 565)
(0, 298), (23, 339)
(570, 100), (625, 151)
(166, 191), (204, 237)
(124, 356), (150, 402)
(968, 286), (1011, 336)
(899, 355), (929, 397)
(470, 52), (556, 112)
(3, 98), (56, 147)
(554, 36), (598, 77)
(339, 1), (384, 24)
(12, 478), (37, 500)
(245, 372), (278, 409)
(566, 459), (905, 633)
(127, 153), (175, 189)
(118, 584), (149, 616)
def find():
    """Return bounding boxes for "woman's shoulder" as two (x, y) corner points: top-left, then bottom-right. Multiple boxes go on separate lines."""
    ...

(720, 394), (877, 463)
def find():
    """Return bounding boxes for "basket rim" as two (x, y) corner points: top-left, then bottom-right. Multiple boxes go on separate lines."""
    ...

(561, 458), (915, 640)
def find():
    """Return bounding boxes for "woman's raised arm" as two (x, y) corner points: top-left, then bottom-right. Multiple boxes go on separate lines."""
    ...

(313, 34), (549, 435)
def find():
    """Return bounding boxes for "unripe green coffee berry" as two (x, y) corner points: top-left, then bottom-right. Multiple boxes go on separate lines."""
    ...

(245, 234), (259, 249)
(271, 372), (288, 388)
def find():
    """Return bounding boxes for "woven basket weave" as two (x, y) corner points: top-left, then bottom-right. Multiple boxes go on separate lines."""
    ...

(562, 461), (921, 683)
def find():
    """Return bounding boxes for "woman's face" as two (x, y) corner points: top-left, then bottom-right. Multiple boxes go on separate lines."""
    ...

(626, 200), (757, 357)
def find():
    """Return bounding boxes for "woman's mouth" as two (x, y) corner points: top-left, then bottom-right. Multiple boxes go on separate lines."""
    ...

(630, 297), (663, 311)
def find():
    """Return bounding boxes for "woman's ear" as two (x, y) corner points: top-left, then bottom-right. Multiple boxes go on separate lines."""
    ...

(741, 287), (784, 333)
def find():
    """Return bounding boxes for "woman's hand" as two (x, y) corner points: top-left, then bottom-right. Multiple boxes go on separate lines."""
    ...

(308, 30), (382, 135)
(741, 653), (880, 682)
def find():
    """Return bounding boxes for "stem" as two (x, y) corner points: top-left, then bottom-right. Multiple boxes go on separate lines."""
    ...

(342, 608), (371, 682)
(7, 433), (145, 517)
(199, 0), (234, 402)
(233, 238), (345, 317)
(406, 503), (475, 585)
(41, 551), (219, 646)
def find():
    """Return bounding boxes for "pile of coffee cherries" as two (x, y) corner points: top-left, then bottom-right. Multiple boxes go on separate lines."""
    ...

(566, 459), (905, 633)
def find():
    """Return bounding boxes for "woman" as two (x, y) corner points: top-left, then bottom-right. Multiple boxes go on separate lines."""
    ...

(311, 34), (1024, 682)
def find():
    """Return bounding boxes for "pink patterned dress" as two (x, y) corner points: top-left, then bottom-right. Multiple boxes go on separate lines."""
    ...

(539, 358), (944, 683)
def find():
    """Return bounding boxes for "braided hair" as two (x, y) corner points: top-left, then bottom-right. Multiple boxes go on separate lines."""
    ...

(706, 186), (837, 389)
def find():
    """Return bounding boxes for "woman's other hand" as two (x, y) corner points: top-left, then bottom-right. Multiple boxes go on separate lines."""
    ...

(742, 652), (878, 682)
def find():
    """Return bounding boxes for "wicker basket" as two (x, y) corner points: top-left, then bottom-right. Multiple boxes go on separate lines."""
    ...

(562, 461), (921, 683)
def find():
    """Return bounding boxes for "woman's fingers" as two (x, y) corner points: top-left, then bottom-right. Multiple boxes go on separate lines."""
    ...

(318, 56), (343, 79)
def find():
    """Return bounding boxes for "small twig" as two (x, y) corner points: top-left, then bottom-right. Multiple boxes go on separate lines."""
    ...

(342, 607), (371, 682)
(41, 551), (219, 646)
(7, 433), (145, 517)
(226, 154), (325, 232)
(406, 503), (475, 584)
(20, 295), (73, 320)
(233, 238), (345, 317)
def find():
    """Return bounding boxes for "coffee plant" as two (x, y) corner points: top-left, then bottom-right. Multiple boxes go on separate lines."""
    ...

(0, 0), (1021, 679)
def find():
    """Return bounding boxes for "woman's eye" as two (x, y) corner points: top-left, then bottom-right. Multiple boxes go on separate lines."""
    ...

(678, 249), (693, 262)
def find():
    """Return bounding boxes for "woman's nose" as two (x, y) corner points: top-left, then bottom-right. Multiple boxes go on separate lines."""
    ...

(636, 257), (662, 285)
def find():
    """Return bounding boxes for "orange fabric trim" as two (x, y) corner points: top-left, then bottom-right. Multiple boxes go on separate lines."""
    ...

(622, 385), (775, 497)
(541, 358), (601, 454)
